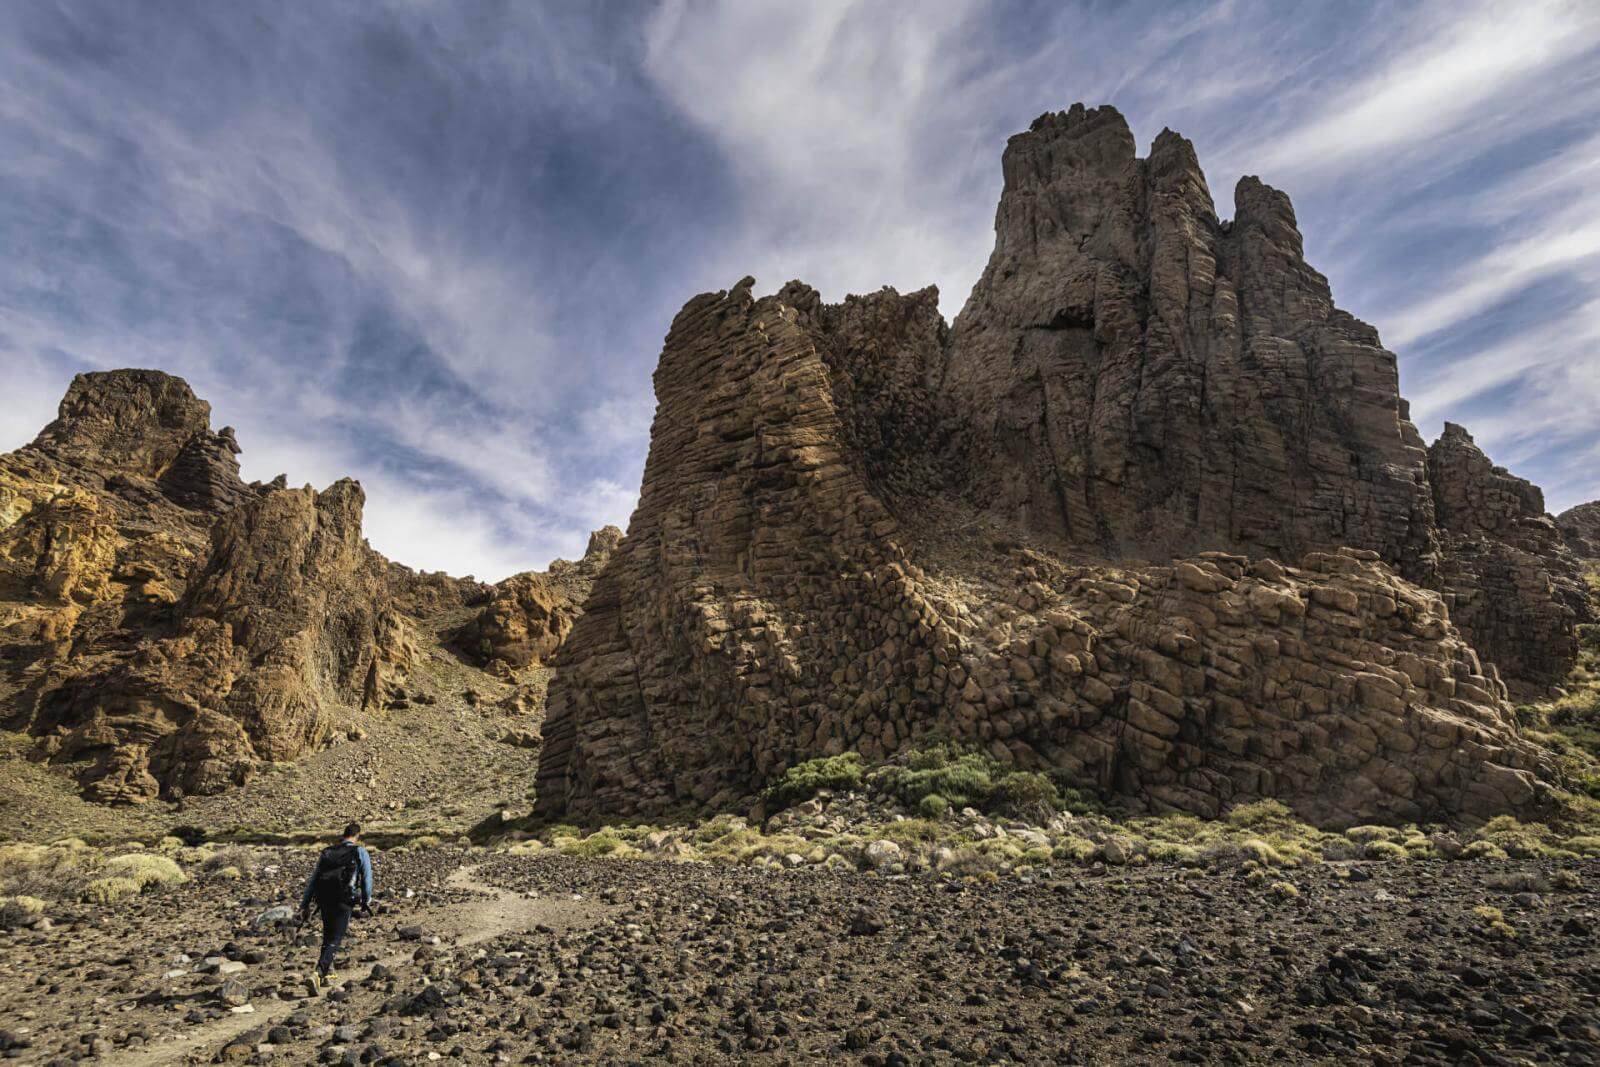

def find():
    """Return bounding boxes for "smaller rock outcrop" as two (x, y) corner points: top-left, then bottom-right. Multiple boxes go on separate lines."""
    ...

(18, 478), (413, 802)
(1427, 424), (1591, 693)
(1556, 500), (1600, 561)
(452, 526), (621, 676)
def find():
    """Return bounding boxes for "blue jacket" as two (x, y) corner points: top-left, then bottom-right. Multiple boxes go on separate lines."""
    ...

(300, 840), (373, 910)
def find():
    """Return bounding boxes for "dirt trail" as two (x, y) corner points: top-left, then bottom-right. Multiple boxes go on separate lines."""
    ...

(117, 865), (602, 1067)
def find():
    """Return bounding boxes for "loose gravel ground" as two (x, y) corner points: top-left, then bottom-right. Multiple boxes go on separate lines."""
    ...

(1, 850), (1596, 1065)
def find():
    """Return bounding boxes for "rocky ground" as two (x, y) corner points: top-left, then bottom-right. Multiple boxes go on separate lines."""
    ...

(1, 845), (1596, 1065)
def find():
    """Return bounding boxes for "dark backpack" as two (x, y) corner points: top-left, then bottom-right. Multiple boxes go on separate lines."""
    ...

(311, 842), (360, 906)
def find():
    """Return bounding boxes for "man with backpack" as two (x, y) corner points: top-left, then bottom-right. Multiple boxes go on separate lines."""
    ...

(298, 822), (373, 994)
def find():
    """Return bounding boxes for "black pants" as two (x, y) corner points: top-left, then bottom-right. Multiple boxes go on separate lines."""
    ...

(316, 898), (352, 975)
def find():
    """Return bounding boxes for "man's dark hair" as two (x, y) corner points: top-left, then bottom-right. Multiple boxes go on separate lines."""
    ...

(342, 822), (361, 839)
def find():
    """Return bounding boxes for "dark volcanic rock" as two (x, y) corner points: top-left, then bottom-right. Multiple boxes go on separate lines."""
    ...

(536, 105), (1577, 825)
(1427, 423), (1592, 692)
(940, 105), (1436, 575)
(1557, 499), (1600, 561)
(536, 279), (1553, 826)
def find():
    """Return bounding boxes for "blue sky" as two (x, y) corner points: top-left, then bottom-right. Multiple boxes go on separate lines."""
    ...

(3, 0), (1597, 580)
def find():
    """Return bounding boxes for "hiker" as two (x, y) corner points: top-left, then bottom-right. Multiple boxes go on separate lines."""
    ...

(298, 821), (373, 993)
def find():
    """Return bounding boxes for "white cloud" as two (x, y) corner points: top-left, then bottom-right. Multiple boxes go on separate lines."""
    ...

(1407, 297), (1600, 422)
(1383, 213), (1600, 348)
(641, 0), (995, 314)
(1249, 0), (1600, 182)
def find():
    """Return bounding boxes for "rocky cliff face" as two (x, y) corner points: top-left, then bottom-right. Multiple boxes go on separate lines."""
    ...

(0, 371), (446, 802)
(1426, 424), (1592, 692)
(536, 105), (1580, 825)
(452, 526), (622, 676)
(535, 281), (1554, 826)
(940, 106), (1436, 573)
(1557, 500), (1600, 561)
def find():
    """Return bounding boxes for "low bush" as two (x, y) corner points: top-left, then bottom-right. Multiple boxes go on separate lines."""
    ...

(200, 846), (260, 877)
(1461, 840), (1509, 861)
(1362, 840), (1408, 861)
(764, 753), (865, 808)
(871, 819), (943, 848)
(1239, 839), (1287, 867)
(0, 895), (45, 930)
(1472, 904), (1518, 941)
(1225, 799), (1298, 829)
(918, 794), (950, 819)
(1345, 825), (1399, 844)
(989, 772), (1061, 818)
(104, 854), (185, 889)
(81, 877), (140, 904)
(872, 747), (998, 810)
(1052, 836), (1098, 863)
(1485, 870), (1548, 893)
(1565, 835), (1600, 856)
(0, 844), (88, 901)
(559, 833), (631, 858)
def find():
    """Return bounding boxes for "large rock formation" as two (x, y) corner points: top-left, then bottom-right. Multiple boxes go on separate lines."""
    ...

(1427, 424), (1591, 693)
(939, 106), (1436, 574)
(452, 526), (621, 676)
(1, 371), (424, 802)
(537, 106), (1578, 825)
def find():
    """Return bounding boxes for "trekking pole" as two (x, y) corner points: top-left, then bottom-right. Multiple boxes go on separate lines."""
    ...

(284, 911), (306, 962)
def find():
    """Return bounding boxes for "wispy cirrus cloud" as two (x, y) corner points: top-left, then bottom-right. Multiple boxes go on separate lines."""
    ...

(3, 0), (1598, 578)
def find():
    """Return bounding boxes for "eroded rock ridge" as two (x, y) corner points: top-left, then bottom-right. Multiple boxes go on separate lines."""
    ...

(2, 371), (440, 801)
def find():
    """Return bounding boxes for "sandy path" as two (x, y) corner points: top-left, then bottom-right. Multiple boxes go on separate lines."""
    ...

(116, 865), (602, 1066)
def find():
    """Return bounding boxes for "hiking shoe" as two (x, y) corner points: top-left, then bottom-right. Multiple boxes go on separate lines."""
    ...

(304, 973), (322, 998)
(322, 971), (341, 987)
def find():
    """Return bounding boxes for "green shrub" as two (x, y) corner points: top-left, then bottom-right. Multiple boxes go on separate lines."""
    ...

(872, 746), (998, 809)
(81, 877), (140, 904)
(104, 854), (185, 888)
(539, 823), (583, 845)
(0, 844), (88, 901)
(1362, 840), (1408, 861)
(765, 753), (865, 808)
(1225, 799), (1298, 828)
(1146, 841), (1203, 865)
(0, 895), (45, 929)
(559, 832), (628, 858)
(1052, 836), (1098, 863)
(918, 793), (951, 819)
(990, 772), (1062, 818)
(1461, 840), (1509, 861)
